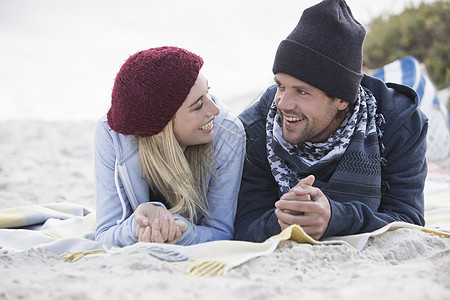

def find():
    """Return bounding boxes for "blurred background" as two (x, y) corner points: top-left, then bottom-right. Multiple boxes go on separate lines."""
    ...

(0, 0), (447, 121)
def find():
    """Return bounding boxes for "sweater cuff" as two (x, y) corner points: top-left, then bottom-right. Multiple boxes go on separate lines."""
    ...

(173, 214), (194, 245)
(266, 210), (282, 239)
(322, 199), (348, 238)
(131, 216), (138, 241)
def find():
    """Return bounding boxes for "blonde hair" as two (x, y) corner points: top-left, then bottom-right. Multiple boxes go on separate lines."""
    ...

(137, 119), (214, 222)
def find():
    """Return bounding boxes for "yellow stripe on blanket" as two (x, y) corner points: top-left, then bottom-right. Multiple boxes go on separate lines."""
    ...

(0, 208), (28, 228)
(0, 203), (92, 229)
(61, 249), (107, 262)
(270, 224), (318, 244)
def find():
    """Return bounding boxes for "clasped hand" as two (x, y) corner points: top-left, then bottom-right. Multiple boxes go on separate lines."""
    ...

(274, 175), (331, 240)
(133, 203), (187, 244)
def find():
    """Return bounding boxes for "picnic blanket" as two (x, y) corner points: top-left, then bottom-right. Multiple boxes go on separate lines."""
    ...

(1, 185), (449, 277)
(0, 202), (106, 255)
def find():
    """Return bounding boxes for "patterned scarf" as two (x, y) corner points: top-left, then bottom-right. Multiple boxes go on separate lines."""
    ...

(267, 86), (379, 194)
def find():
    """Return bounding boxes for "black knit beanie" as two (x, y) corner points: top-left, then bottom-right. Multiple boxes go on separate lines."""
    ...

(272, 0), (366, 104)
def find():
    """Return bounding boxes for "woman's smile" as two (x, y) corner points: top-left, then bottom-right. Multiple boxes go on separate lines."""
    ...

(199, 118), (214, 132)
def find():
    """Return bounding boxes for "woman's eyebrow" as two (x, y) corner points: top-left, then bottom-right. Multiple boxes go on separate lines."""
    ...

(188, 80), (209, 108)
(189, 96), (202, 108)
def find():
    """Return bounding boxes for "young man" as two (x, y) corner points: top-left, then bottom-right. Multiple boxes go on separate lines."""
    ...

(234, 0), (428, 242)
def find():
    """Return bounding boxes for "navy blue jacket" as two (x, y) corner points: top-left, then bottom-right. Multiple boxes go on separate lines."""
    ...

(234, 74), (428, 242)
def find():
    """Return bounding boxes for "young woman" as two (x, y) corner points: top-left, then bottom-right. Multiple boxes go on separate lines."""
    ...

(94, 46), (245, 246)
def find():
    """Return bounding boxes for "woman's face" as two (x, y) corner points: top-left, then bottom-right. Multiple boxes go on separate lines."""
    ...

(173, 72), (220, 151)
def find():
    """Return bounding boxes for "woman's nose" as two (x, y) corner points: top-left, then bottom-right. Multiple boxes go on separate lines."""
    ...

(207, 96), (220, 116)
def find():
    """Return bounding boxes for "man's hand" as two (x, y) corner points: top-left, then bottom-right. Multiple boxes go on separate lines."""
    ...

(274, 175), (331, 240)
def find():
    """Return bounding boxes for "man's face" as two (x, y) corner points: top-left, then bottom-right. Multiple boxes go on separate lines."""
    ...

(274, 73), (348, 145)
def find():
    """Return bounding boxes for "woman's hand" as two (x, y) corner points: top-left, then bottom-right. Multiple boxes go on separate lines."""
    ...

(134, 203), (187, 244)
(144, 218), (188, 244)
(137, 218), (187, 244)
(134, 203), (171, 230)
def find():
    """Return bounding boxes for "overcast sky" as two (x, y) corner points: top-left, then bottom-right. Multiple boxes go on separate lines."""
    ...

(0, 0), (438, 120)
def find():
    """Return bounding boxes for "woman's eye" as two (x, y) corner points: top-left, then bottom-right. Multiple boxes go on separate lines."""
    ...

(195, 100), (204, 110)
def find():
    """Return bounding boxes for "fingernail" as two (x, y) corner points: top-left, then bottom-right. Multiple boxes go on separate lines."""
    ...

(154, 231), (159, 236)
(143, 219), (148, 226)
(145, 226), (150, 233)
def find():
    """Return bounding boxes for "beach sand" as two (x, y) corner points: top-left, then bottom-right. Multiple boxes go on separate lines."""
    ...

(1, 120), (449, 300)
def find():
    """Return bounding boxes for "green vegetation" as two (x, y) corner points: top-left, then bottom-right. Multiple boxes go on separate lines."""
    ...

(363, 0), (450, 90)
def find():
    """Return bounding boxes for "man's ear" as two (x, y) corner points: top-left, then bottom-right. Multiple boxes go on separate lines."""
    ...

(336, 98), (349, 111)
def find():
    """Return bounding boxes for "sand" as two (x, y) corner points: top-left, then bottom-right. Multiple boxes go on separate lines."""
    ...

(1, 120), (449, 300)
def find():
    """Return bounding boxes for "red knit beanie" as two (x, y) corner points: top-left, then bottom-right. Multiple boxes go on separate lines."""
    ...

(107, 46), (204, 137)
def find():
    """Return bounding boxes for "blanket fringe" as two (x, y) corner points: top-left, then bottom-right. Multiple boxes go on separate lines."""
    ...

(185, 260), (227, 277)
(61, 249), (106, 262)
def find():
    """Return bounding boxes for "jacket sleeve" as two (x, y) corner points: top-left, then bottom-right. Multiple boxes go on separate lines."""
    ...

(234, 87), (283, 242)
(323, 103), (428, 237)
(94, 119), (138, 247)
(176, 110), (246, 245)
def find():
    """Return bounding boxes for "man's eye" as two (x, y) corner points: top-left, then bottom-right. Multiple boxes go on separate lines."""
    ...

(277, 83), (285, 90)
(297, 89), (307, 95)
